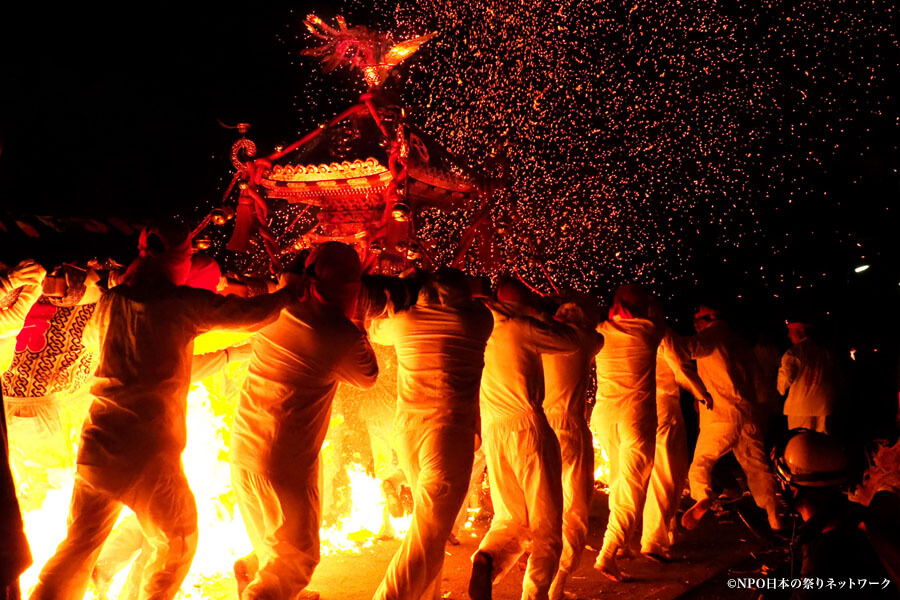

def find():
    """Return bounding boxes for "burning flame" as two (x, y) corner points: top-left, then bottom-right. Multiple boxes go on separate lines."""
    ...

(12, 328), (606, 598)
(320, 463), (411, 554)
(592, 437), (611, 492)
(16, 469), (76, 594)
(12, 350), (411, 599)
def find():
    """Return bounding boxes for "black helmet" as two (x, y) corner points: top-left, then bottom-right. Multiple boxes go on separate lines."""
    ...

(772, 429), (851, 489)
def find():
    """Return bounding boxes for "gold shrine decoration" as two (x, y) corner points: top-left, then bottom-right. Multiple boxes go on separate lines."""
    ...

(363, 32), (438, 89)
(303, 15), (437, 90)
(265, 158), (388, 182)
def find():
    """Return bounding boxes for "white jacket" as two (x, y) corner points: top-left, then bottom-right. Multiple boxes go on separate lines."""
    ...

(480, 301), (583, 429)
(231, 299), (378, 482)
(656, 330), (709, 405)
(368, 297), (493, 430)
(542, 326), (604, 431)
(682, 321), (757, 421)
(778, 340), (841, 417)
(595, 316), (665, 422)
(80, 283), (290, 476)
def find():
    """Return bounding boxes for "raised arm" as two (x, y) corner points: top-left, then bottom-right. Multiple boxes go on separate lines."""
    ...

(0, 260), (45, 295)
(523, 316), (584, 355)
(660, 332), (711, 404)
(777, 350), (799, 396)
(367, 314), (399, 347)
(190, 344), (251, 382)
(0, 261), (46, 338)
(335, 327), (379, 390)
(190, 287), (294, 334)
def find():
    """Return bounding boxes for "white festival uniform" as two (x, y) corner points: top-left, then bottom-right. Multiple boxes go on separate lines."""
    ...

(591, 316), (663, 559)
(230, 299), (378, 600)
(477, 301), (582, 600)
(542, 326), (603, 598)
(369, 296), (493, 600)
(640, 330), (709, 555)
(683, 321), (779, 522)
(777, 339), (842, 433)
(32, 283), (289, 600)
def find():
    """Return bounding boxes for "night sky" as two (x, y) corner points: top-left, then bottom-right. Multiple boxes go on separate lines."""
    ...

(1, 2), (897, 338)
(0, 3), (304, 218)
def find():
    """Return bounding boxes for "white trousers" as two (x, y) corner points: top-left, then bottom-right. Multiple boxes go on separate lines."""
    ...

(232, 465), (320, 600)
(365, 395), (405, 487)
(641, 396), (689, 553)
(452, 444), (486, 537)
(93, 514), (148, 600)
(593, 405), (655, 552)
(31, 459), (198, 600)
(548, 419), (593, 575)
(478, 417), (563, 600)
(688, 408), (778, 513)
(373, 423), (474, 600)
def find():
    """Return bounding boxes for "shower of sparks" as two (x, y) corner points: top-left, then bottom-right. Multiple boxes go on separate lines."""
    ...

(206, 0), (896, 303)
(398, 0), (770, 294)
(393, 0), (898, 299)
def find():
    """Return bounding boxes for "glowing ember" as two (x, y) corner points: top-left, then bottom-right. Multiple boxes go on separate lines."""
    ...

(207, 0), (889, 301)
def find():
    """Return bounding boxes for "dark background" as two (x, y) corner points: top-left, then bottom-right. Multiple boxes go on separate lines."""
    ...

(0, 3), (304, 220)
